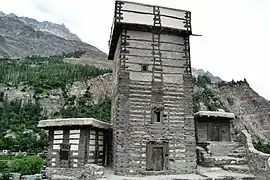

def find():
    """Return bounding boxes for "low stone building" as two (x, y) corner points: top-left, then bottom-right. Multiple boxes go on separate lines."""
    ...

(194, 110), (235, 144)
(37, 118), (112, 168)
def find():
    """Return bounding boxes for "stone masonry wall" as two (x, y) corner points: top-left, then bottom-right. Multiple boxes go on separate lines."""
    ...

(111, 29), (196, 176)
(240, 130), (270, 180)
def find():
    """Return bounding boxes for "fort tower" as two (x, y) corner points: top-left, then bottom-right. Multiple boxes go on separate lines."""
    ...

(108, 0), (196, 175)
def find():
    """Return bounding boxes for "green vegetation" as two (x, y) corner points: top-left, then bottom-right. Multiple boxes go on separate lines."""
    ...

(253, 141), (270, 154)
(0, 55), (112, 154)
(62, 50), (86, 58)
(0, 55), (111, 94)
(59, 88), (111, 122)
(0, 156), (43, 179)
(8, 156), (43, 175)
(0, 98), (47, 153)
(193, 75), (228, 112)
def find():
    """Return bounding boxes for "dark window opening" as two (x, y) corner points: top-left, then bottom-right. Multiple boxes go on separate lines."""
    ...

(142, 65), (148, 72)
(60, 143), (70, 161)
(152, 107), (162, 123)
(154, 110), (161, 122)
(60, 150), (69, 161)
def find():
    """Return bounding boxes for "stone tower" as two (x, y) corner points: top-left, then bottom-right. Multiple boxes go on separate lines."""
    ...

(108, 0), (196, 176)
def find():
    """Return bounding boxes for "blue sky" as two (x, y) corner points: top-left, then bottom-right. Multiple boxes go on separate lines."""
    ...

(1, 0), (270, 99)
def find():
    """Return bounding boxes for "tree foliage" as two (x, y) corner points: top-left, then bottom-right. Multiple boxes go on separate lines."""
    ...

(0, 55), (112, 154)
(59, 89), (111, 122)
(0, 55), (111, 93)
(193, 75), (228, 112)
(8, 156), (43, 175)
(0, 98), (48, 153)
(253, 141), (270, 154)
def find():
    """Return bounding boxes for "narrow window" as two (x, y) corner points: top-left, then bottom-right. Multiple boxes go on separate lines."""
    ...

(154, 109), (161, 122)
(141, 65), (148, 72)
(60, 143), (70, 161)
(152, 107), (162, 123)
(60, 150), (69, 161)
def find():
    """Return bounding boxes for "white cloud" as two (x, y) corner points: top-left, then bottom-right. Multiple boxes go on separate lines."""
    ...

(0, 0), (270, 99)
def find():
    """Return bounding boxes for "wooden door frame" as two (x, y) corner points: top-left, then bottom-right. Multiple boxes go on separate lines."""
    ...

(146, 141), (169, 171)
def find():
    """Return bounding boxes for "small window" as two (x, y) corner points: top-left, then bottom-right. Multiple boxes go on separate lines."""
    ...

(60, 143), (70, 161)
(152, 107), (162, 123)
(141, 65), (148, 72)
(60, 150), (69, 161)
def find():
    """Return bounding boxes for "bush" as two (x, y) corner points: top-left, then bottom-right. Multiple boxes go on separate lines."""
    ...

(8, 156), (43, 175)
(0, 169), (11, 180)
(0, 159), (10, 180)
(0, 160), (8, 171)
(254, 141), (270, 154)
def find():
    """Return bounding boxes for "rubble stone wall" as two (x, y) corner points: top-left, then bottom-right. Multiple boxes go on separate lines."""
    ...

(240, 130), (270, 180)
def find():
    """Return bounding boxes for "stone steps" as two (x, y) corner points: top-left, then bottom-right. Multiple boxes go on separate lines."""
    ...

(222, 164), (251, 174)
(204, 156), (248, 167)
(227, 147), (247, 158)
(228, 152), (246, 158)
(197, 166), (256, 180)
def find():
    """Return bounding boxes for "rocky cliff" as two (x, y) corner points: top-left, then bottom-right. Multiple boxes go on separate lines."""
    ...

(0, 11), (107, 60)
(217, 81), (270, 142)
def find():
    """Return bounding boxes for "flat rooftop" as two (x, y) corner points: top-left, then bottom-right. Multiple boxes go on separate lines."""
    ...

(194, 111), (235, 119)
(37, 118), (111, 129)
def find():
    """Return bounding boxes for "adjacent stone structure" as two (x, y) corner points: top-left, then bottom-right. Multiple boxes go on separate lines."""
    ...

(37, 118), (112, 168)
(108, 0), (196, 176)
(194, 110), (235, 143)
(240, 130), (270, 180)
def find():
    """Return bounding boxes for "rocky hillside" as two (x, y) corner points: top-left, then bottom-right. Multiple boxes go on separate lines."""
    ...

(0, 55), (112, 152)
(0, 11), (107, 60)
(1, 12), (270, 151)
(192, 76), (270, 143)
(20, 17), (81, 41)
(192, 68), (223, 84)
(217, 81), (270, 142)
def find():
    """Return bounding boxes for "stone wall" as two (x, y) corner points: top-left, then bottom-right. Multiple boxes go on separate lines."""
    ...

(46, 164), (105, 180)
(240, 130), (270, 180)
(206, 141), (241, 156)
(111, 29), (196, 176)
(47, 127), (106, 168)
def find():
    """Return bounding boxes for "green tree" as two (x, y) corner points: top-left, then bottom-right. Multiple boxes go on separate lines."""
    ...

(8, 156), (43, 175)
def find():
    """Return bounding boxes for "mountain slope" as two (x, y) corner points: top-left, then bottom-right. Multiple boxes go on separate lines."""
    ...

(20, 17), (81, 41)
(0, 11), (107, 59)
(217, 81), (270, 141)
(1, 11), (270, 144)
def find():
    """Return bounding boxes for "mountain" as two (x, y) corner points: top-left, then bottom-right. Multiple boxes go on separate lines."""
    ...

(0, 11), (107, 60)
(192, 68), (223, 84)
(217, 81), (270, 142)
(1, 11), (270, 149)
(20, 17), (81, 41)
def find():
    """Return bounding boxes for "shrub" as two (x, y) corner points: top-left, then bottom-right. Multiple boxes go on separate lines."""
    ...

(0, 160), (8, 171)
(0, 169), (11, 180)
(253, 141), (270, 154)
(8, 156), (43, 175)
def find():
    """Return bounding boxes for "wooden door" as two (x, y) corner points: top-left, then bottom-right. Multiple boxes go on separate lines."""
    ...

(151, 147), (164, 171)
(219, 122), (230, 141)
(211, 125), (220, 141)
(146, 142), (168, 171)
